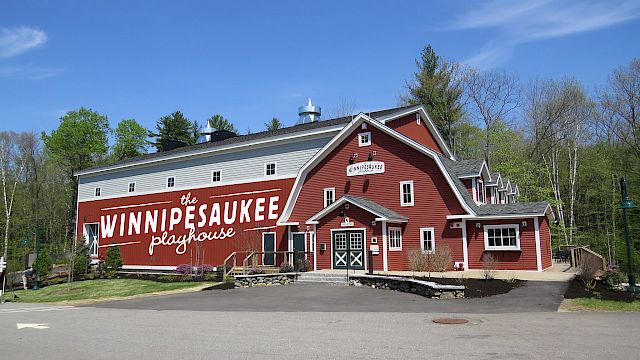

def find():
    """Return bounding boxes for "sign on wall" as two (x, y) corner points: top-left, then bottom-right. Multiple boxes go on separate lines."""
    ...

(346, 161), (385, 177)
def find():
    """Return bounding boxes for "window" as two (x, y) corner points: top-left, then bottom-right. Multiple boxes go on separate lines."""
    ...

(167, 177), (175, 188)
(128, 182), (135, 193)
(478, 179), (485, 203)
(324, 188), (335, 208)
(265, 162), (277, 176)
(358, 132), (371, 147)
(484, 225), (520, 250)
(94, 187), (101, 197)
(416, 113), (421, 125)
(388, 227), (402, 250)
(212, 170), (221, 182)
(420, 228), (435, 253)
(400, 181), (414, 207)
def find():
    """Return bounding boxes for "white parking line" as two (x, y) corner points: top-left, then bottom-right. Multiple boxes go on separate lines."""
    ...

(0, 306), (77, 314)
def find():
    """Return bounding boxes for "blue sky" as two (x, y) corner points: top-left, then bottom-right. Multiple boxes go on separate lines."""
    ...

(1, 0), (640, 135)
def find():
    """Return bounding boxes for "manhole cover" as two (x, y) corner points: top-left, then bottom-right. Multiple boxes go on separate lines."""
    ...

(432, 318), (469, 325)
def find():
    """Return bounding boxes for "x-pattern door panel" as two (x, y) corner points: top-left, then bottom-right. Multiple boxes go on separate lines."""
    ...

(332, 230), (365, 270)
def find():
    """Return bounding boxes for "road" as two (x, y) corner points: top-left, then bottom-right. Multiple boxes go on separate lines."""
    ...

(0, 283), (638, 359)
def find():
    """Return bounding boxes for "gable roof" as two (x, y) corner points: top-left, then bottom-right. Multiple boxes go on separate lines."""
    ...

(447, 159), (491, 181)
(75, 105), (416, 177)
(486, 172), (502, 186)
(277, 113), (478, 225)
(307, 195), (408, 224)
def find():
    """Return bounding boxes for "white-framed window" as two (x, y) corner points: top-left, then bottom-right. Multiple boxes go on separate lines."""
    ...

(416, 113), (421, 125)
(388, 227), (402, 250)
(484, 224), (520, 251)
(420, 227), (435, 253)
(94, 187), (101, 197)
(167, 176), (175, 188)
(128, 182), (136, 193)
(265, 162), (277, 176)
(478, 179), (485, 203)
(212, 170), (221, 182)
(400, 180), (414, 207)
(324, 187), (335, 208)
(358, 132), (371, 147)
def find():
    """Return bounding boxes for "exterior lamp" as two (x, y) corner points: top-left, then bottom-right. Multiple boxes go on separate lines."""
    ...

(368, 153), (374, 161)
(619, 177), (638, 293)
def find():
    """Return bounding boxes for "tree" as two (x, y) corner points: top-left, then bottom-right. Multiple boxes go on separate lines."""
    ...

(105, 245), (123, 271)
(403, 45), (464, 147)
(598, 58), (640, 159)
(462, 68), (520, 167)
(265, 117), (282, 131)
(207, 114), (237, 133)
(149, 111), (194, 151)
(0, 132), (27, 262)
(112, 119), (148, 160)
(41, 108), (110, 244)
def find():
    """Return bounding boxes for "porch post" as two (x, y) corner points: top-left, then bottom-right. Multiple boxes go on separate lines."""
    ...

(462, 219), (469, 271)
(313, 224), (317, 271)
(534, 217), (542, 272)
(382, 220), (388, 272)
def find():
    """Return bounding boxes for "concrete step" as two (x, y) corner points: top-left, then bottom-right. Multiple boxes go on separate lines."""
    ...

(296, 272), (348, 285)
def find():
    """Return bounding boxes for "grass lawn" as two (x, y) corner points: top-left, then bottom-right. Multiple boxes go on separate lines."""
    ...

(9, 279), (213, 303)
(569, 298), (640, 312)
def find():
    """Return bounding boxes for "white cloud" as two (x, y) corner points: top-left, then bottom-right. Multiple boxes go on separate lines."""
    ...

(0, 64), (64, 80)
(449, 0), (640, 68)
(0, 27), (48, 59)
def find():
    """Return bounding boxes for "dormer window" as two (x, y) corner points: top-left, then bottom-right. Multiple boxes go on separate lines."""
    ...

(416, 113), (421, 125)
(358, 132), (371, 147)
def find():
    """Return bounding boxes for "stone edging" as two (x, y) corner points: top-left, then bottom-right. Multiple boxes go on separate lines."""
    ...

(234, 273), (298, 288)
(349, 274), (465, 299)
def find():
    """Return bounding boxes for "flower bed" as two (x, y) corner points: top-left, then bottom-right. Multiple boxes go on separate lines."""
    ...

(349, 274), (465, 299)
(233, 273), (298, 288)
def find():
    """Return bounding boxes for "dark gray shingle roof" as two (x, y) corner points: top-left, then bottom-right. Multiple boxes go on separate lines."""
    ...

(341, 195), (408, 222)
(476, 202), (550, 216)
(447, 159), (485, 178)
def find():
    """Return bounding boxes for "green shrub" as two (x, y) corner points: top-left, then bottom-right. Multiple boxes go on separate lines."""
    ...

(33, 251), (53, 278)
(279, 262), (294, 273)
(105, 245), (123, 271)
(296, 259), (311, 272)
(73, 243), (91, 275)
(603, 269), (627, 288)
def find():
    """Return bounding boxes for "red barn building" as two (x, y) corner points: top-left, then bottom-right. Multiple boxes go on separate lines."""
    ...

(75, 104), (553, 272)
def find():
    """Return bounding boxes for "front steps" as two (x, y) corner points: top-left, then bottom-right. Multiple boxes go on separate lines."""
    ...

(297, 272), (348, 285)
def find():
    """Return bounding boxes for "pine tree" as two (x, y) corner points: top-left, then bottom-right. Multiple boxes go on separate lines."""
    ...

(149, 111), (194, 151)
(207, 114), (237, 133)
(265, 117), (282, 131)
(403, 45), (463, 148)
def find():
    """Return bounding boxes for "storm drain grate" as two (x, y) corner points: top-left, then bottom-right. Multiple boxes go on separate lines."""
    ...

(432, 318), (469, 325)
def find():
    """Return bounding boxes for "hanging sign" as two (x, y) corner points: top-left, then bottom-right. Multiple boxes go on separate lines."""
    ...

(340, 217), (354, 227)
(346, 161), (385, 177)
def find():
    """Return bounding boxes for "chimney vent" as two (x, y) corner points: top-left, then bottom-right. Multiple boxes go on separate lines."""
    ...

(297, 98), (321, 124)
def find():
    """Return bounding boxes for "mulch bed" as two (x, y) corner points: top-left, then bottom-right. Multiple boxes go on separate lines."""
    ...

(413, 277), (524, 298)
(564, 277), (637, 302)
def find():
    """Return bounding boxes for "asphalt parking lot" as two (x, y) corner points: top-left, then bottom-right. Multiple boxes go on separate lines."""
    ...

(91, 280), (568, 313)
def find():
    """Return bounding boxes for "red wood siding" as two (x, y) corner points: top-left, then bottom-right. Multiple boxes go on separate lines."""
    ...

(76, 178), (294, 268)
(385, 113), (445, 155)
(466, 219), (538, 270)
(289, 125), (466, 271)
(540, 216), (552, 270)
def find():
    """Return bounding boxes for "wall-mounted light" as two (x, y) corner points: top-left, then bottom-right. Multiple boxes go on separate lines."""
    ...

(475, 223), (481, 229)
(368, 153), (374, 161)
(349, 155), (355, 165)
(371, 220), (376, 226)
(521, 220), (527, 227)
(339, 209), (345, 217)
(344, 204), (349, 209)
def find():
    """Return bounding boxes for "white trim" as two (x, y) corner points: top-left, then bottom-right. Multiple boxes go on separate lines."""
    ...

(471, 178), (478, 203)
(419, 227), (435, 254)
(97, 241), (141, 248)
(75, 125), (343, 177)
(211, 170), (221, 183)
(83, 222), (100, 256)
(166, 176), (175, 189)
(462, 219), (469, 270)
(399, 180), (414, 207)
(78, 175), (295, 203)
(381, 221), (388, 271)
(122, 265), (177, 271)
(127, 181), (136, 193)
(376, 105), (455, 160)
(264, 162), (278, 177)
(388, 226), (402, 251)
(483, 224), (520, 251)
(312, 227), (317, 271)
(323, 187), (336, 208)
(534, 217), (542, 272)
(244, 225), (278, 232)
(358, 132), (372, 147)
(277, 113), (475, 225)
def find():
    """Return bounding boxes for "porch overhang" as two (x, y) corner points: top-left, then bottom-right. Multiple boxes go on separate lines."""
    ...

(306, 195), (408, 225)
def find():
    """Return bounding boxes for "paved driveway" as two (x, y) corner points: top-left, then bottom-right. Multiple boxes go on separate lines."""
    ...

(91, 280), (568, 313)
